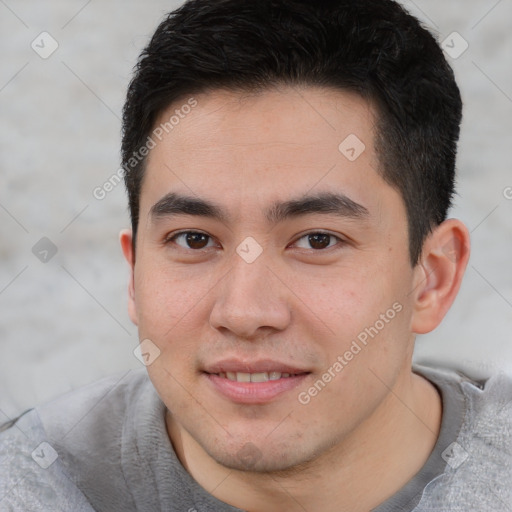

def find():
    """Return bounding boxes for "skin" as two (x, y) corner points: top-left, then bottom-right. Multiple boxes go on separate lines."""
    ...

(120, 85), (470, 512)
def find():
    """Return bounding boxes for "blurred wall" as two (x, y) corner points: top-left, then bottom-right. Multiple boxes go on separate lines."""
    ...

(1, 0), (511, 420)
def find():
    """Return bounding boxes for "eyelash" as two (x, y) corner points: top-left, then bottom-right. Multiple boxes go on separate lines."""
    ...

(163, 230), (345, 252)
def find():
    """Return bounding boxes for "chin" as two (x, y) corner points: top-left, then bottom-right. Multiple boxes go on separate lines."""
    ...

(204, 436), (315, 474)
(212, 451), (296, 473)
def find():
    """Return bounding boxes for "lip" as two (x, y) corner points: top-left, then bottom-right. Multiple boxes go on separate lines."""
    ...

(203, 358), (309, 375)
(204, 372), (310, 404)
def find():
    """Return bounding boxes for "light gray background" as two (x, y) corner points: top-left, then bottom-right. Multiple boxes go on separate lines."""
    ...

(1, 0), (511, 421)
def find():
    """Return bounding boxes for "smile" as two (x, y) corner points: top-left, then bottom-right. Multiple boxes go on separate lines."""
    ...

(204, 370), (311, 404)
(213, 371), (306, 382)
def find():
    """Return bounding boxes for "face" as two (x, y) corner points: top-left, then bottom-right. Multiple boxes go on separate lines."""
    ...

(124, 86), (420, 472)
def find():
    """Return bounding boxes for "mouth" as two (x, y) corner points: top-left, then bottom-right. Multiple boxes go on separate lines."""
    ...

(202, 361), (311, 404)
(210, 371), (308, 382)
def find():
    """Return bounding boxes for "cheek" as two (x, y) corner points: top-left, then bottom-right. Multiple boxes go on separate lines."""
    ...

(307, 265), (411, 362)
(133, 259), (210, 338)
(300, 268), (387, 331)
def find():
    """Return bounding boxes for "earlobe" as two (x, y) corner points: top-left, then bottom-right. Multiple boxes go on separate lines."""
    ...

(119, 228), (139, 326)
(410, 219), (470, 334)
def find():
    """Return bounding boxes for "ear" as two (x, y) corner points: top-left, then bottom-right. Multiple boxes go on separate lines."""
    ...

(120, 228), (138, 326)
(410, 219), (470, 334)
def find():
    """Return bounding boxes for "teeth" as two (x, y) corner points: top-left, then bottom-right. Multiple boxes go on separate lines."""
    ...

(219, 371), (299, 382)
(250, 372), (268, 383)
(237, 372), (251, 382)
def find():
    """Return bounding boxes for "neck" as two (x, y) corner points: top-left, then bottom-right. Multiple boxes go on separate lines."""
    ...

(167, 367), (442, 512)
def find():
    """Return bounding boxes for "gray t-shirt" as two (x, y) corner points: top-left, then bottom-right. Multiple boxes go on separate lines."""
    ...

(1, 363), (511, 511)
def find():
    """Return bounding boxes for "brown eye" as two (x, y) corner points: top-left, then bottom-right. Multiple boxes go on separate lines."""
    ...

(166, 231), (215, 250)
(294, 232), (341, 250)
(185, 232), (210, 249)
(308, 233), (331, 250)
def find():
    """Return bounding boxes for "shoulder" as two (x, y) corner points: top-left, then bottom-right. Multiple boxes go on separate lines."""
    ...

(419, 364), (512, 455)
(443, 366), (512, 447)
(415, 363), (512, 425)
(35, 367), (151, 439)
(414, 364), (512, 511)
(457, 368), (512, 466)
(0, 368), (151, 511)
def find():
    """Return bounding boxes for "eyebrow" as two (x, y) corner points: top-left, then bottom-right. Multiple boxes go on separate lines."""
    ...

(150, 191), (369, 225)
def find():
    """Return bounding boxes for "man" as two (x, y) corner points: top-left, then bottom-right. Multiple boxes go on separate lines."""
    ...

(1, 0), (511, 510)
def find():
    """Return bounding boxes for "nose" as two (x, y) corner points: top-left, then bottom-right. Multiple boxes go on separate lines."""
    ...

(209, 251), (291, 339)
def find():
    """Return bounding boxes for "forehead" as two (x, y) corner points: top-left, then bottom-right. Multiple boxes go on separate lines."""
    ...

(140, 86), (398, 223)
(151, 86), (376, 153)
